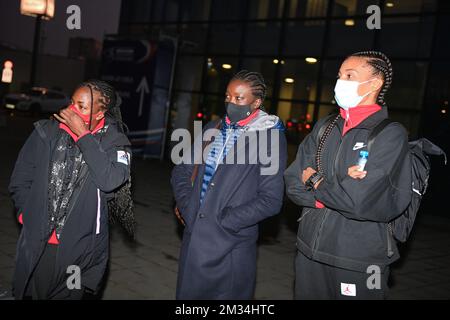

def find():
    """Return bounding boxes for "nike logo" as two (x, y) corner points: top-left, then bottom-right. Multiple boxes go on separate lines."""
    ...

(353, 142), (366, 150)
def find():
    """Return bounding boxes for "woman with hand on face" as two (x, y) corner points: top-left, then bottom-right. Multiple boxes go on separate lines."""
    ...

(9, 80), (134, 299)
(171, 70), (287, 299)
(284, 51), (412, 299)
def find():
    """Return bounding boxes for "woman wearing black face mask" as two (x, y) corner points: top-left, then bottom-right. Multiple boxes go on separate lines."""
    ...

(171, 70), (287, 299)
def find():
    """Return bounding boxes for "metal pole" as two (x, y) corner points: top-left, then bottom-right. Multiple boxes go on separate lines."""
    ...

(160, 36), (179, 161)
(30, 15), (42, 87)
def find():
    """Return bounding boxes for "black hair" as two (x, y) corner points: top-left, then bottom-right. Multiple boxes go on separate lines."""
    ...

(77, 79), (136, 239)
(231, 70), (267, 106)
(316, 114), (341, 175)
(76, 79), (128, 133)
(349, 51), (393, 108)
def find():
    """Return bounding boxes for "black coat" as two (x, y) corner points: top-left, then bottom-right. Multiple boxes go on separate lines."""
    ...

(285, 108), (412, 272)
(9, 118), (131, 298)
(171, 120), (287, 299)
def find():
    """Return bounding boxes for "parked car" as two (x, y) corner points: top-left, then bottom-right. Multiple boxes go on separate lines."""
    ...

(3, 87), (71, 115)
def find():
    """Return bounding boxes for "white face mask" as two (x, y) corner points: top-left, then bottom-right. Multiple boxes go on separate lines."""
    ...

(334, 79), (376, 110)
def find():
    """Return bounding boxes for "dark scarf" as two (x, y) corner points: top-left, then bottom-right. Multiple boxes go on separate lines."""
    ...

(47, 132), (86, 240)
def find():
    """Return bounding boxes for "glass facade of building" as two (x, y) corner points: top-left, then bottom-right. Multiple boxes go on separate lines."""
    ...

(118, 0), (450, 139)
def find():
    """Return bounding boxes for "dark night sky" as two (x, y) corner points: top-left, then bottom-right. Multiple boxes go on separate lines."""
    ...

(0, 0), (122, 56)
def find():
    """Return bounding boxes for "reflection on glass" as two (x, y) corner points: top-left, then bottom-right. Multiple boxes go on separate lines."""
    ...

(379, 16), (435, 58)
(244, 22), (281, 55)
(388, 61), (428, 111)
(248, 0), (285, 20)
(434, 15), (450, 58)
(288, 0), (329, 18)
(211, 0), (242, 20)
(279, 59), (319, 102)
(383, 0), (437, 14)
(174, 56), (203, 92)
(180, 0), (211, 21)
(209, 23), (243, 55)
(179, 24), (208, 53)
(165, 0), (180, 22)
(328, 19), (374, 56)
(284, 21), (325, 56)
(204, 57), (238, 94)
(332, 0), (381, 16)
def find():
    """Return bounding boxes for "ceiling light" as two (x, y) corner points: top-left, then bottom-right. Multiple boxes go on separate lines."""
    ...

(345, 19), (355, 26)
(284, 78), (294, 84)
(305, 57), (318, 64)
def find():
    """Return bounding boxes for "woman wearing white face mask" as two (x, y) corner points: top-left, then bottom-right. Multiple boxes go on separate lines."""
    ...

(284, 51), (412, 299)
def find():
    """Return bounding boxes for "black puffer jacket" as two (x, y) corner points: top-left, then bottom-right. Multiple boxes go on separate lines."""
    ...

(284, 107), (412, 272)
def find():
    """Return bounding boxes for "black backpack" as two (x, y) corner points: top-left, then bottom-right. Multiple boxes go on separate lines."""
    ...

(317, 114), (447, 243)
(368, 119), (447, 243)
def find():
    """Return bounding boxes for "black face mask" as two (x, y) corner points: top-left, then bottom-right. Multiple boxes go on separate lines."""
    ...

(225, 102), (253, 124)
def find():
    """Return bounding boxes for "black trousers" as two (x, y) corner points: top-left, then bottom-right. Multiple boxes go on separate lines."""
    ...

(295, 251), (390, 300)
(24, 243), (85, 300)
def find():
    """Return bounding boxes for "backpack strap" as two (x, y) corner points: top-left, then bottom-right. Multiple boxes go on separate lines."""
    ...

(367, 118), (395, 153)
(316, 113), (339, 146)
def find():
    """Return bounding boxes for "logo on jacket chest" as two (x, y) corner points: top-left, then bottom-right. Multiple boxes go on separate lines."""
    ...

(352, 142), (367, 151)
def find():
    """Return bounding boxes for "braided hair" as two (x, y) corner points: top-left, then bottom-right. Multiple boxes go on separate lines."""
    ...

(77, 79), (136, 240)
(316, 114), (341, 174)
(231, 70), (267, 107)
(350, 51), (393, 108)
(315, 51), (393, 175)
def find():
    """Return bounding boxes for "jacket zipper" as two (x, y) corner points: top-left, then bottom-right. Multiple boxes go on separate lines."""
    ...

(331, 134), (344, 177)
(297, 208), (313, 222)
(387, 223), (394, 258)
(312, 208), (330, 252)
(312, 128), (342, 253)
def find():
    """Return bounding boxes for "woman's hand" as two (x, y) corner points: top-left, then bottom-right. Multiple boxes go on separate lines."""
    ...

(174, 207), (185, 226)
(53, 107), (89, 137)
(302, 167), (323, 189)
(302, 167), (316, 184)
(348, 165), (367, 179)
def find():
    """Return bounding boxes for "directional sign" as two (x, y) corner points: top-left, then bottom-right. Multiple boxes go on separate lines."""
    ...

(100, 38), (176, 159)
(136, 76), (149, 117)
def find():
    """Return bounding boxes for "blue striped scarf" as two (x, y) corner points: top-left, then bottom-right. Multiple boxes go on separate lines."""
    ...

(200, 120), (243, 204)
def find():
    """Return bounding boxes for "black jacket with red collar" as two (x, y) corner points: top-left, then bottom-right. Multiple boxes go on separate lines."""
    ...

(285, 107), (412, 272)
(9, 117), (131, 298)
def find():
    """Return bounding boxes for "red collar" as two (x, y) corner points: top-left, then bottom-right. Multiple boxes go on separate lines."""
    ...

(339, 104), (382, 136)
(59, 118), (106, 142)
(225, 108), (260, 127)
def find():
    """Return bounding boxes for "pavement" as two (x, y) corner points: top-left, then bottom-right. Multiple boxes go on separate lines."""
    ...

(0, 112), (450, 300)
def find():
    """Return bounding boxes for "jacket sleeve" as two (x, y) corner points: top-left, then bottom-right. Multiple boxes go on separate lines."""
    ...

(171, 163), (195, 214)
(284, 116), (330, 208)
(314, 123), (412, 222)
(76, 133), (131, 193)
(170, 120), (219, 214)
(220, 130), (288, 233)
(8, 129), (39, 218)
